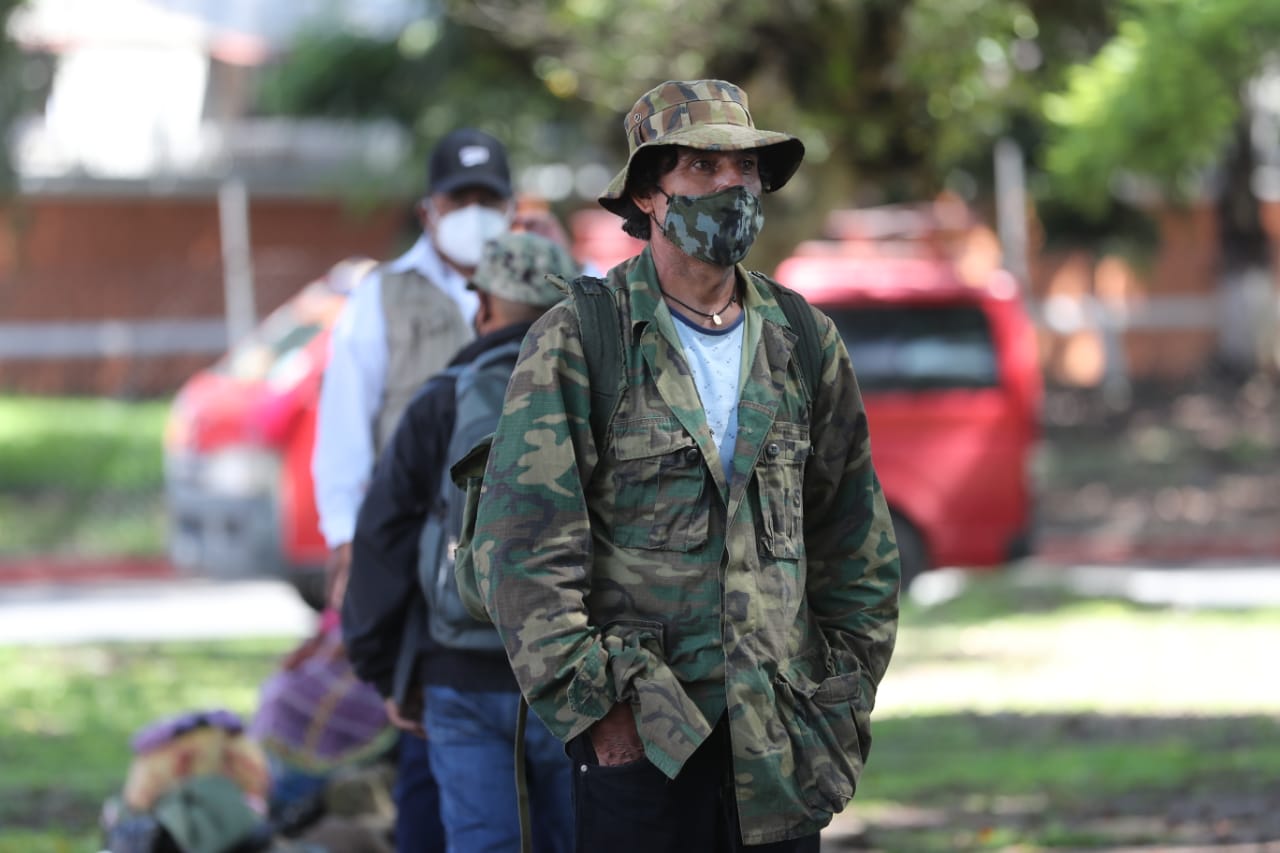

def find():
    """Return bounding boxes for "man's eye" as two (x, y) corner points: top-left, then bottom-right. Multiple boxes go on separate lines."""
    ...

(741, 158), (758, 172)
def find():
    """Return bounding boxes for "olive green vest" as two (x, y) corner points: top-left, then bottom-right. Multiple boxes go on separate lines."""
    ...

(375, 268), (474, 452)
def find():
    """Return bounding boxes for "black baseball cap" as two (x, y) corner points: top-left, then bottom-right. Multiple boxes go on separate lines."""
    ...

(428, 128), (512, 198)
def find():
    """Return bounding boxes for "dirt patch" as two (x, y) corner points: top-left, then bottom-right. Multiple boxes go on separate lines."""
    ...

(1036, 374), (1280, 558)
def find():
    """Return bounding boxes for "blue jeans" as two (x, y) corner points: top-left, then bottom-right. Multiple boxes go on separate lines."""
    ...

(395, 730), (447, 853)
(423, 685), (573, 853)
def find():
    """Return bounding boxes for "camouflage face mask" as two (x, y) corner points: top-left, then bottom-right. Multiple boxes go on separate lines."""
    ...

(654, 185), (764, 267)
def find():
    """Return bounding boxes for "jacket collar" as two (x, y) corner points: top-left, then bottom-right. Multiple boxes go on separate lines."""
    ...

(612, 247), (799, 506)
(446, 322), (531, 368)
(616, 246), (792, 339)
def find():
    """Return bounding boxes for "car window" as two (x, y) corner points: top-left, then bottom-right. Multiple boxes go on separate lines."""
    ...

(215, 293), (327, 383)
(830, 304), (999, 392)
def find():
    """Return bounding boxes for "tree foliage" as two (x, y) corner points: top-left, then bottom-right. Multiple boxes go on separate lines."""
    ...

(0, 0), (29, 195)
(254, 13), (604, 185)
(445, 0), (1116, 199)
(1043, 0), (1280, 212)
(257, 1), (1117, 197)
(256, 0), (1277, 232)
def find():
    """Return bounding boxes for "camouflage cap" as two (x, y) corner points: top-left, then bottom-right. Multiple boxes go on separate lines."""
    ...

(468, 232), (580, 307)
(599, 79), (805, 218)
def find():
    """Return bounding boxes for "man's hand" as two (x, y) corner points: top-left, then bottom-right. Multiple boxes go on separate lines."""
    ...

(326, 543), (352, 610)
(588, 702), (645, 766)
(280, 629), (327, 671)
(384, 696), (425, 739)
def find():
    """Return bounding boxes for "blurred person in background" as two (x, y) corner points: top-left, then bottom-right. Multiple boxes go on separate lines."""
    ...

(343, 232), (581, 852)
(472, 79), (901, 852)
(312, 126), (516, 853)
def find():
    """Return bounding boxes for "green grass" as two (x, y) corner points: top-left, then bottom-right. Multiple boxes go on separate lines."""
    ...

(824, 573), (1280, 849)
(4, 572), (1280, 850)
(849, 721), (1280, 851)
(0, 640), (291, 850)
(862, 713), (1280, 802)
(0, 396), (169, 557)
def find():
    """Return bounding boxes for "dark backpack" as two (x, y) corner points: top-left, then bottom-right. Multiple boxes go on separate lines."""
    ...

(449, 272), (822, 623)
(418, 338), (524, 651)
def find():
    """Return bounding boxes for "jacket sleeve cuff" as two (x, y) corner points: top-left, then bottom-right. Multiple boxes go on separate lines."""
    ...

(565, 620), (712, 779)
(565, 640), (614, 722)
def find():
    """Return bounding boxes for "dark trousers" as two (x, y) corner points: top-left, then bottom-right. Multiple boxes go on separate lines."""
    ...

(393, 730), (446, 853)
(566, 717), (821, 853)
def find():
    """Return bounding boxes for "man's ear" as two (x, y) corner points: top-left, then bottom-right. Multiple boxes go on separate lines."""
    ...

(631, 186), (657, 218)
(473, 291), (495, 334)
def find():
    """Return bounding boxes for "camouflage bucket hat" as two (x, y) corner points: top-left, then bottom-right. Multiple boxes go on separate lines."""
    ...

(599, 79), (805, 218)
(468, 232), (580, 307)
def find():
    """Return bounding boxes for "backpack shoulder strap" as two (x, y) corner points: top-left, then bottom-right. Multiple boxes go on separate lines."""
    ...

(753, 272), (823, 400)
(564, 275), (624, 449)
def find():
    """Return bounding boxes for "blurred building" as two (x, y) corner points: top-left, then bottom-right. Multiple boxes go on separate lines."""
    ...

(0, 0), (418, 395)
(3, 1), (1278, 396)
(1031, 60), (1280, 389)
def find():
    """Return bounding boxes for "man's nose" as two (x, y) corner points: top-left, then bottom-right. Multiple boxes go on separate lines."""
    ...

(714, 163), (748, 190)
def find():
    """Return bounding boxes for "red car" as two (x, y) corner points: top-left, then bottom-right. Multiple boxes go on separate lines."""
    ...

(163, 258), (374, 606)
(161, 210), (641, 609)
(167, 210), (1038, 599)
(774, 236), (1042, 584)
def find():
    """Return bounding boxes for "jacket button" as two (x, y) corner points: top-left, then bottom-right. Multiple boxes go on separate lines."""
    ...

(792, 491), (802, 507)
(766, 442), (781, 458)
(684, 447), (700, 465)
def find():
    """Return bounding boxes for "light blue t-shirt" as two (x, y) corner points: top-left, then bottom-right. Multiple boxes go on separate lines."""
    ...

(671, 311), (745, 483)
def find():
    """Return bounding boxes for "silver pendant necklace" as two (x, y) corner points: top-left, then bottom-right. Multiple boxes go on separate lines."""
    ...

(660, 287), (737, 326)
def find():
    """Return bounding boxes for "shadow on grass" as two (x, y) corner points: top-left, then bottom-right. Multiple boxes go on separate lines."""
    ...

(828, 711), (1280, 851)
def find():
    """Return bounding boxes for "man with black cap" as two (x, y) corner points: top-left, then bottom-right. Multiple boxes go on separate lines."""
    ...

(315, 128), (515, 601)
(471, 80), (901, 851)
(312, 127), (515, 853)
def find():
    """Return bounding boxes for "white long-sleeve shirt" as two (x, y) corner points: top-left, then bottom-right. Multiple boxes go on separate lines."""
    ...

(311, 235), (479, 548)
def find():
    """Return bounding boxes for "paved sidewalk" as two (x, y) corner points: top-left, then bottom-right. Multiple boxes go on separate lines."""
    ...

(898, 557), (1280, 613)
(1016, 558), (1280, 608)
(0, 575), (315, 644)
(6, 548), (1280, 617)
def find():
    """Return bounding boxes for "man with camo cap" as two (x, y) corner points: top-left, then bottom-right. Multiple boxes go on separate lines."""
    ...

(343, 232), (579, 853)
(474, 79), (900, 851)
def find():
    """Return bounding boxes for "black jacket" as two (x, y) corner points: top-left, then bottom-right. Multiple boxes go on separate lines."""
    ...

(342, 323), (531, 702)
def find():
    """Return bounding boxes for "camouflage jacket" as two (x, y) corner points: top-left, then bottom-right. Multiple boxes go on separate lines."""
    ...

(473, 248), (900, 844)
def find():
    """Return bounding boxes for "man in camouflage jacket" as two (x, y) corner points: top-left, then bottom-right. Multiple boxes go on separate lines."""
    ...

(473, 79), (900, 851)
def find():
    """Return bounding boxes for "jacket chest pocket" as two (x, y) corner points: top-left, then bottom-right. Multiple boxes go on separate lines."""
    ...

(608, 418), (709, 552)
(754, 421), (810, 560)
